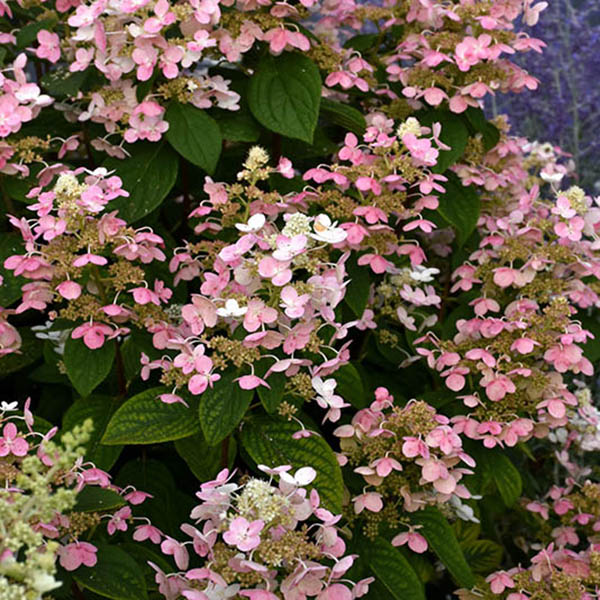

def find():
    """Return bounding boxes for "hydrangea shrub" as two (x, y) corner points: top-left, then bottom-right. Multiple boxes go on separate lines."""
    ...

(1, 0), (600, 599)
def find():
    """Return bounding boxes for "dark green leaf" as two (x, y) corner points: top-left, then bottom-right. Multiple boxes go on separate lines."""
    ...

(102, 387), (199, 445)
(41, 68), (89, 99)
(478, 449), (522, 507)
(320, 98), (366, 135)
(462, 539), (503, 573)
(63, 336), (115, 397)
(174, 430), (223, 481)
(16, 19), (57, 49)
(333, 363), (366, 409)
(165, 102), (222, 174)
(411, 506), (475, 588)
(368, 538), (425, 600)
(248, 53), (321, 143)
(74, 487), (126, 513)
(198, 372), (252, 446)
(436, 175), (480, 246)
(257, 371), (286, 414)
(345, 257), (371, 318)
(73, 544), (147, 600)
(0, 328), (42, 377)
(214, 110), (261, 142)
(63, 396), (123, 471)
(419, 110), (469, 173)
(464, 108), (500, 151)
(104, 142), (178, 222)
(241, 415), (344, 513)
(579, 313), (600, 361)
(343, 33), (380, 53)
(0, 233), (26, 306)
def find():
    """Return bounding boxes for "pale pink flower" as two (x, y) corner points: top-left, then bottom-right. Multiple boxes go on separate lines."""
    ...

(0, 422), (28, 457)
(58, 542), (98, 571)
(223, 517), (264, 552)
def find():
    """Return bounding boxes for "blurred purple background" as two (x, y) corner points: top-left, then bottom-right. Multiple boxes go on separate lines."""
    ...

(491, 0), (600, 189)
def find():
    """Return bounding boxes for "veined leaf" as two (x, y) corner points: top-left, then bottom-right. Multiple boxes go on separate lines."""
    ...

(241, 415), (344, 513)
(102, 388), (199, 445)
(411, 506), (475, 588)
(248, 53), (321, 143)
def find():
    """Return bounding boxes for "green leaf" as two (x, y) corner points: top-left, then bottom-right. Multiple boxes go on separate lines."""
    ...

(578, 313), (600, 361)
(63, 396), (123, 471)
(436, 175), (480, 246)
(333, 362), (366, 409)
(257, 371), (286, 414)
(241, 415), (344, 513)
(165, 102), (222, 174)
(343, 33), (380, 53)
(419, 110), (469, 173)
(345, 257), (371, 318)
(104, 142), (178, 222)
(102, 387), (199, 445)
(368, 538), (425, 600)
(411, 506), (475, 588)
(16, 19), (57, 49)
(479, 449), (522, 507)
(462, 539), (503, 573)
(452, 520), (481, 545)
(174, 430), (223, 481)
(73, 544), (147, 600)
(63, 336), (115, 398)
(198, 372), (252, 446)
(0, 233), (26, 306)
(41, 68), (89, 99)
(0, 329), (42, 377)
(464, 108), (500, 152)
(74, 487), (126, 513)
(248, 53), (321, 143)
(214, 110), (261, 142)
(320, 98), (366, 135)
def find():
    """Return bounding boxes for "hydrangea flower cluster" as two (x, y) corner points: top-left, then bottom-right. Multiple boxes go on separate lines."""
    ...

(0, 0), (546, 170)
(140, 121), (448, 408)
(0, 400), (148, 599)
(148, 466), (373, 600)
(335, 387), (475, 546)
(3, 167), (167, 351)
(417, 123), (600, 449)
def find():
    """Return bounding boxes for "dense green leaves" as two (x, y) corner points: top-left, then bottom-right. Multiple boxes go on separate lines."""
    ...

(248, 53), (321, 143)
(368, 538), (425, 600)
(241, 415), (344, 513)
(63, 336), (115, 398)
(102, 387), (199, 445)
(165, 102), (222, 173)
(73, 544), (147, 600)
(198, 372), (253, 445)
(104, 142), (178, 222)
(411, 506), (475, 588)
